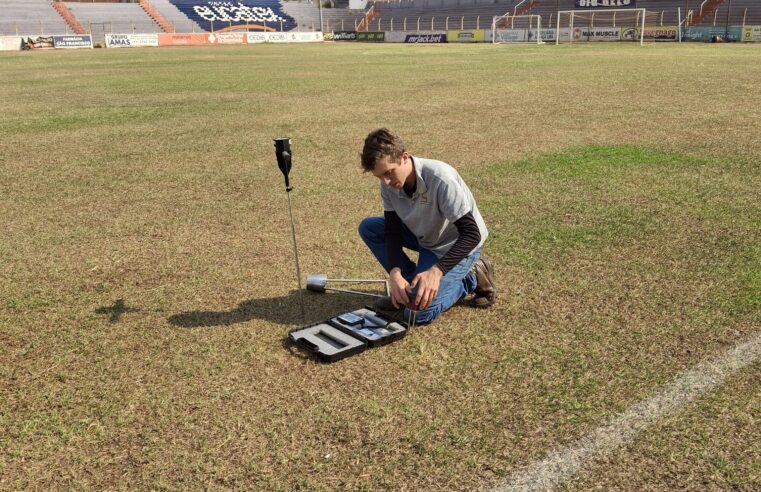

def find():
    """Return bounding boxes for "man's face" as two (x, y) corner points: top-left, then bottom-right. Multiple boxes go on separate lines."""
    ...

(372, 152), (412, 189)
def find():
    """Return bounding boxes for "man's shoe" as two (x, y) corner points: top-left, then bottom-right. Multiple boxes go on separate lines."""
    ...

(470, 256), (496, 308)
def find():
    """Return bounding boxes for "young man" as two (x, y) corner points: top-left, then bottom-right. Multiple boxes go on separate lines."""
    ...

(358, 128), (496, 324)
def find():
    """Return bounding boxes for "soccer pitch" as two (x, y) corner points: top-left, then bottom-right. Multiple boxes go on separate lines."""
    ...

(1, 43), (760, 490)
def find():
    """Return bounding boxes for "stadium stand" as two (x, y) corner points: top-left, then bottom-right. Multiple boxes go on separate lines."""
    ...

(137, 0), (175, 33)
(52, 1), (87, 34)
(65, 2), (162, 41)
(358, 0), (754, 31)
(148, 0), (203, 32)
(0, 0), (68, 36)
(281, 3), (370, 32)
(0, 0), (758, 39)
(358, 0), (527, 31)
(166, 0), (296, 32)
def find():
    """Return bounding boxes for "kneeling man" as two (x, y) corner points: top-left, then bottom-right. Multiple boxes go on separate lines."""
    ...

(358, 128), (496, 324)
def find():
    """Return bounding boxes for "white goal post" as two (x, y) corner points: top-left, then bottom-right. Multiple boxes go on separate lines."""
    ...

(556, 8), (646, 45)
(492, 14), (544, 44)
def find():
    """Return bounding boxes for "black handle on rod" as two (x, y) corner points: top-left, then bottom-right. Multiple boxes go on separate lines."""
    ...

(274, 137), (292, 190)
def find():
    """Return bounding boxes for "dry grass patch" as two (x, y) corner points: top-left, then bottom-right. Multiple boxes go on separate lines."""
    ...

(1, 44), (760, 490)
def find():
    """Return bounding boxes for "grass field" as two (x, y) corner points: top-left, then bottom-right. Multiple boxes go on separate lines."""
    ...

(1, 43), (760, 490)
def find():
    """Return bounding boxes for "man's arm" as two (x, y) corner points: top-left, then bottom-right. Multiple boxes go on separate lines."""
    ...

(436, 212), (481, 274)
(384, 210), (406, 273)
(410, 212), (480, 310)
(385, 210), (413, 308)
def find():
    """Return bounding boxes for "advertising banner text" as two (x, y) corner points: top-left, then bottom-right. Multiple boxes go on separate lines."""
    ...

(404, 32), (447, 43)
(447, 30), (485, 43)
(246, 31), (322, 43)
(357, 31), (385, 42)
(575, 27), (621, 41)
(53, 35), (93, 49)
(575, 0), (635, 7)
(326, 31), (357, 41)
(682, 26), (742, 42)
(742, 26), (761, 42)
(493, 29), (528, 43)
(105, 34), (159, 48)
(159, 33), (210, 46)
(208, 32), (246, 44)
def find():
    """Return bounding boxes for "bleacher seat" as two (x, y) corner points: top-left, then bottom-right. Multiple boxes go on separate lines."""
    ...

(0, 0), (68, 36)
(65, 2), (160, 42)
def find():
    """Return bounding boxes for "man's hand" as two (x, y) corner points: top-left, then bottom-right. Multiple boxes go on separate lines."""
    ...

(388, 268), (411, 308)
(410, 265), (443, 311)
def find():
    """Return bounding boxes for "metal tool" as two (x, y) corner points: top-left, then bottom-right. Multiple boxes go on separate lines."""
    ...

(404, 300), (418, 330)
(407, 309), (417, 330)
(306, 273), (390, 298)
(275, 137), (305, 317)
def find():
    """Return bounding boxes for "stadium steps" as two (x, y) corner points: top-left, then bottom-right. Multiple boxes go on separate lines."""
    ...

(494, 0), (538, 28)
(515, 0), (538, 17)
(52, 1), (86, 34)
(688, 0), (726, 26)
(357, 6), (380, 31)
(138, 0), (174, 33)
(147, 0), (204, 33)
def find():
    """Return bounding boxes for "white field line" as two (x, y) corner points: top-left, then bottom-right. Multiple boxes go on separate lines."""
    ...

(490, 332), (761, 492)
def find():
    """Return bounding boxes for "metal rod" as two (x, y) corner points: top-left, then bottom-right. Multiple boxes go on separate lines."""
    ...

(286, 191), (305, 316)
(327, 278), (388, 283)
(323, 287), (385, 298)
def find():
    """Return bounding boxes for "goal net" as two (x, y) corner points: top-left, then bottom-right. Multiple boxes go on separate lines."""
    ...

(492, 14), (544, 44)
(555, 8), (659, 45)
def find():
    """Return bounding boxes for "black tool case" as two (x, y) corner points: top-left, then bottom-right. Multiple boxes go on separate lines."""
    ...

(288, 308), (408, 362)
(288, 322), (367, 363)
(329, 307), (407, 348)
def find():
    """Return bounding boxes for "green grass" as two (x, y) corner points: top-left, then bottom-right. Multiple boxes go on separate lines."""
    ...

(1, 43), (760, 490)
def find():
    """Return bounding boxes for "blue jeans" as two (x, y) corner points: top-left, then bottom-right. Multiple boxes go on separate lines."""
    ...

(358, 217), (480, 324)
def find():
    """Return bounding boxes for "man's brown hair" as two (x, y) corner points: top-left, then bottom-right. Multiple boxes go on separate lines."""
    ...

(361, 128), (406, 172)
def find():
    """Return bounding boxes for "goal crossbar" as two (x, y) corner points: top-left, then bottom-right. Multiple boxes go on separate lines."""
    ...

(556, 8), (646, 45)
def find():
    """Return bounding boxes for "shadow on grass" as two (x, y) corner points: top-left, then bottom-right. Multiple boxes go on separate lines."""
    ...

(167, 290), (373, 328)
(95, 299), (141, 323)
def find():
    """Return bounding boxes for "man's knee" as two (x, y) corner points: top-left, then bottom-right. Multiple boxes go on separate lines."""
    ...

(358, 216), (383, 242)
(407, 304), (444, 325)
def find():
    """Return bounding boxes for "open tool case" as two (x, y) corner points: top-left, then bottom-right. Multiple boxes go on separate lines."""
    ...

(288, 307), (408, 362)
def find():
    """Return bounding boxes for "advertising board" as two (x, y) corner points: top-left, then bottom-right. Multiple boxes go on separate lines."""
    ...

(447, 30), (485, 43)
(326, 31), (357, 41)
(492, 29), (528, 43)
(208, 32), (246, 44)
(245, 32), (321, 43)
(404, 32), (447, 43)
(285, 31), (323, 43)
(52, 35), (93, 49)
(0, 36), (22, 51)
(530, 28), (557, 42)
(682, 26), (742, 42)
(619, 27), (678, 41)
(21, 36), (55, 49)
(158, 33), (211, 46)
(246, 32), (268, 43)
(105, 34), (159, 48)
(357, 31), (385, 42)
(575, 27), (621, 41)
(742, 26), (761, 42)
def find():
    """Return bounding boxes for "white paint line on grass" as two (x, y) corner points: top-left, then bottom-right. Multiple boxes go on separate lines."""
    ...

(490, 332), (761, 492)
